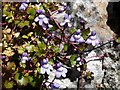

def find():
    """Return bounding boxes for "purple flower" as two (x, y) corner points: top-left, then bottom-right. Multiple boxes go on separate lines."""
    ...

(36, 10), (45, 14)
(50, 83), (60, 90)
(1, 55), (6, 60)
(19, 2), (28, 11)
(86, 31), (99, 46)
(34, 13), (53, 30)
(20, 52), (30, 63)
(79, 19), (85, 26)
(40, 58), (53, 75)
(70, 29), (85, 43)
(55, 62), (67, 78)
(60, 14), (72, 27)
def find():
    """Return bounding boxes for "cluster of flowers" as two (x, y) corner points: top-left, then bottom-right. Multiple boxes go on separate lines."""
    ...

(34, 10), (53, 30)
(17, 2), (100, 89)
(40, 58), (67, 89)
(40, 58), (67, 77)
(19, 0), (29, 11)
(70, 29), (99, 46)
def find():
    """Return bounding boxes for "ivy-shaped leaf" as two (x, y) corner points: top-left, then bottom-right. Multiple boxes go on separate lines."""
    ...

(82, 28), (90, 40)
(116, 37), (120, 43)
(4, 80), (14, 89)
(27, 8), (36, 16)
(70, 28), (77, 34)
(64, 43), (68, 51)
(22, 35), (29, 39)
(70, 54), (76, 66)
(18, 46), (25, 54)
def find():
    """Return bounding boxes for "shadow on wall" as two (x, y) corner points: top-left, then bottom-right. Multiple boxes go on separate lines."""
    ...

(107, 1), (120, 37)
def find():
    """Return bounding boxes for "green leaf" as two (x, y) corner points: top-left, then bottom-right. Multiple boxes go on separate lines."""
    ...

(79, 44), (85, 51)
(70, 60), (76, 66)
(29, 76), (36, 87)
(15, 20), (20, 24)
(18, 22), (24, 27)
(70, 54), (76, 66)
(4, 80), (13, 89)
(34, 47), (39, 52)
(70, 54), (76, 61)
(18, 76), (29, 86)
(82, 28), (90, 40)
(26, 45), (35, 53)
(18, 21), (29, 27)
(48, 59), (53, 65)
(28, 15), (34, 20)
(24, 21), (29, 26)
(22, 35), (29, 39)
(7, 62), (16, 70)
(37, 68), (40, 73)
(54, 47), (59, 53)
(8, 18), (13, 23)
(22, 77), (29, 86)
(18, 46), (25, 54)
(15, 73), (22, 80)
(28, 32), (33, 37)
(86, 71), (91, 78)
(83, 64), (87, 70)
(116, 37), (120, 43)
(37, 41), (46, 50)
(70, 28), (77, 34)
(64, 44), (68, 51)
(3, 48), (15, 57)
(27, 8), (36, 16)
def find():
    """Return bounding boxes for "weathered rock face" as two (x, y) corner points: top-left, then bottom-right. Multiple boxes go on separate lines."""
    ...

(71, 0), (116, 42)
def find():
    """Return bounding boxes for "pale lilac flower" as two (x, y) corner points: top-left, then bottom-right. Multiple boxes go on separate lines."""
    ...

(19, 3), (28, 11)
(20, 52), (30, 63)
(40, 58), (53, 75)
(55, 62), (67, 78)
(50, 83), (60, 90)
(86, 31), (99, 46)
(34, 13), (53, 30)
(36, 10), (44, 14)
(1, 55), (6, 60)
(70, 29), (85, 43)
(60, 14), (72, 27)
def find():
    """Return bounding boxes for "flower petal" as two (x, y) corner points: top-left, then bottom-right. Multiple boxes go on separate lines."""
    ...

(90, 35), (96, 40)
(22, 57), (28, 61)
(34, 17), (39, 22)
(21, 60), (26, 63)
(39, 14), (45, 18)
(86, 39), (92, 44)
(62, 72), (66, 77)
(56, 71), (61, 78)
(68, 23), (72, 27)
(92, 41), (96, 46)
(48, 24), (53, 28)
(60, 22), (66, 26)
(40, 67), (45, 74)
(49, 65), (53, 70)
(43, 17), (48, 24)
(46, 69), (51, 74)
(63, 68), (67, 73)
(42, 24), (47, 30)
(70, 36), (75, 42)
(39, 19), (43, 25)
(76, 37), (85, 43)
(65, 19), (70, 23)
(74, 35), (81, 39)
(42, 64), (49, 69)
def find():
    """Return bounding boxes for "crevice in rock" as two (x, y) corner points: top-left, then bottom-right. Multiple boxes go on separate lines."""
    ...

(107, 1), (120, 37)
